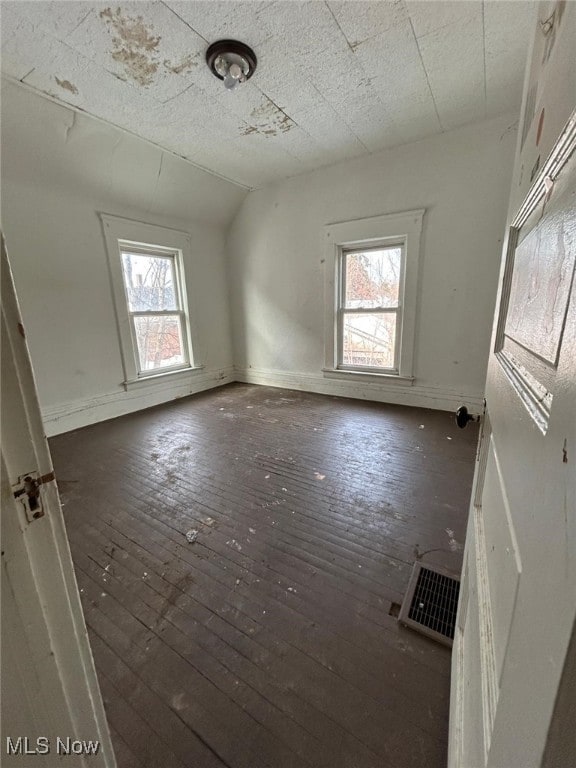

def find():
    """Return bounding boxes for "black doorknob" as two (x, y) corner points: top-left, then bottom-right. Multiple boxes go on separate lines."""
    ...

(455, 405), (475, 429)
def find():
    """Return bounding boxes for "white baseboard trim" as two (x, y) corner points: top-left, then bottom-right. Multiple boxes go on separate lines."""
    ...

(235, 366), (485, 414)
(42, 365), (484, 436)
(42, 366), (235, 436)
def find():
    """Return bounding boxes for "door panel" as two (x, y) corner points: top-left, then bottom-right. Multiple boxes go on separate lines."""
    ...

(449, 4), (576, 759)
(487, 149), (576, 766)
(1, 235), (115, 767)
(451, 126), (576, 768)
(481, 444), (521, 683)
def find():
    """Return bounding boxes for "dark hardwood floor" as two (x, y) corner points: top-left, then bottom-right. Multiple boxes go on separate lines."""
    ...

(50, 383), (479, 768)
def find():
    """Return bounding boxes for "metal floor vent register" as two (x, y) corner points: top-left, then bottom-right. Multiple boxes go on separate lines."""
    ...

(398, 562), (460, 647)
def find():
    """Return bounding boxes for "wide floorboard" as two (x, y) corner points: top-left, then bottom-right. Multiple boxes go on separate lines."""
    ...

(51, 383), (478, 768)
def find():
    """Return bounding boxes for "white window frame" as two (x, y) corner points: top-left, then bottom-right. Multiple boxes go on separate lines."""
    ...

(337, 242), (405, 374)
(323, 209), (424, 383)
(101, 214), (200, 387)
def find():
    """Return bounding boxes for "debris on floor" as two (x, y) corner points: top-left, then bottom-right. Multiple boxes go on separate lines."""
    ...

(314, 472), (326, 480)
(445, 528), (463, 551)
(185, 529), (199, 544)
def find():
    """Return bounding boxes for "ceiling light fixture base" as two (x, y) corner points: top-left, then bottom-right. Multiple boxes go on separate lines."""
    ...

(206, 40), (257, 91)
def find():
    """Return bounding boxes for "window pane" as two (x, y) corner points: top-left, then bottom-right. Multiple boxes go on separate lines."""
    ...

(342, 312), (396, 369)
(345, 248), (401, 308)
(121, 252), (178, 311)
(133, 315), (186, 372)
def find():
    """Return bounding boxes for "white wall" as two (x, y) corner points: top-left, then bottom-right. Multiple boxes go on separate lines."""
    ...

(1, 81), (247, 435)
(227, 114), (517, 412)
(1, 81), (519, 433)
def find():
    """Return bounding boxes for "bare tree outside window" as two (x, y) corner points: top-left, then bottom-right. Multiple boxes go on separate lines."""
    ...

(340, 247), (402, 370)
(120, 251), (188, 373)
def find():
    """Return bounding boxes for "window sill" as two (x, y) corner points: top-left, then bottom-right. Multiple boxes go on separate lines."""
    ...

(124, 365), (204, 390)
(322, 368), (415, 386)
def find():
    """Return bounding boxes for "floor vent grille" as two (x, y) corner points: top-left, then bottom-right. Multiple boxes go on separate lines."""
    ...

(398, 562), (460, 647)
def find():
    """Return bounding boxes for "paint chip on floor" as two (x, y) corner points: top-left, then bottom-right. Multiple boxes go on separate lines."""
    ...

(314, 472), (325, 480)
(172, 693), (187, 711)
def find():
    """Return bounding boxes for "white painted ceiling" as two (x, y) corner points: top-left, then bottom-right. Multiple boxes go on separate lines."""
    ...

(1, 1), (536, 189)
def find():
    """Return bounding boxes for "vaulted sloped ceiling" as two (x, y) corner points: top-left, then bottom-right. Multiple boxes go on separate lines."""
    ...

(1, 1), (535, 188)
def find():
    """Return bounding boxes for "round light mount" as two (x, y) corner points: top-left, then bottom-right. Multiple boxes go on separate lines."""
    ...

(206, 40), (257, 91)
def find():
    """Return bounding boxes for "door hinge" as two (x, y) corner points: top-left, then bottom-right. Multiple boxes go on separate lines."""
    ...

(12, 471), (54, 522)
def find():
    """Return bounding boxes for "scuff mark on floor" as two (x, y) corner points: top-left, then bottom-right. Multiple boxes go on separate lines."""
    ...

(171, 692), (187, 711)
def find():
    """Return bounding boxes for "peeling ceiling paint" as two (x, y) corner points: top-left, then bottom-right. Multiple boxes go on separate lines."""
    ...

(100, 6), (162, 86)
(0, 0), (536, 188)
(55, 76), (79, 94)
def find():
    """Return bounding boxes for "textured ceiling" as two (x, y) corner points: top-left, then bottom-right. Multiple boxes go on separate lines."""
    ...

(1, 1), (536, 189)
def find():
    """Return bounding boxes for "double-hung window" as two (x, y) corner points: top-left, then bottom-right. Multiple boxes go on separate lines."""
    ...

(338, 244), (403, 372)
(101, 214), (197, 386)
(119, 245), (189, 374)
(324, 210), (424, 381)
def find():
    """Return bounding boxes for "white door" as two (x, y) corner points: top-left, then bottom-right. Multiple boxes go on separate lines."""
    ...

(448, 110), (576, 768)
(1, 235), (116, 767)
